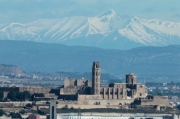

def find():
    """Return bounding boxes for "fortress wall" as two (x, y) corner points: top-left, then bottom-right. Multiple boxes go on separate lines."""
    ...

(58, 100), (78, 105)
(69, 79), (76, 86)
(64, 78), (71, 88)
(60, 88), (79, 95)
(77, 95), (87, 104)
(84, 99), (134, 105)
(0, 87), (51, 94)
(64, 79), (78, 88)
(0, 87), (19, 92)
(0, 102), (31, 107)
(77, 80), (88, 86)
(57, 104), (107, 109)
(140, 96), (170, 106)
(77, 95), (134, 105)
(64, 79), (92, 88)
(135, 84), (147, 98)
(78, 95), (103, 104)
(87, 80), (92, 87)
(60, 86), (91, 95)
(59, 94), (77, 100)
(3, 92), (9, 98)
(19, 87), (50, 94)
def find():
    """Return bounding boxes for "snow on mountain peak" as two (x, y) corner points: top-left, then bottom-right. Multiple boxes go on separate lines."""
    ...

(119, 16), (180, 45)
(0, 9), (180, 49)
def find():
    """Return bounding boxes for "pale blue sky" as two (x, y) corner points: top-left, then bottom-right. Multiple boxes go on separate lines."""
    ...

(0, 0), (180, 23)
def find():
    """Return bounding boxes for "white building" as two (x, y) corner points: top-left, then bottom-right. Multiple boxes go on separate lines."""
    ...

(57, 113), (164, 119)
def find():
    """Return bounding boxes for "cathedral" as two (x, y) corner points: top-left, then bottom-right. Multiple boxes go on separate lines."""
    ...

(0, 62), (170, 108)
(59, 62), (149, 106)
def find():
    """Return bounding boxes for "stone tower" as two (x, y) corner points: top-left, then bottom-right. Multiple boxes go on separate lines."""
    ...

(126, 72), (136, 85)
(92, 62), (101, 95)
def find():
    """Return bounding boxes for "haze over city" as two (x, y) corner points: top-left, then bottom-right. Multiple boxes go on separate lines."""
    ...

(0, 0), (180, 119)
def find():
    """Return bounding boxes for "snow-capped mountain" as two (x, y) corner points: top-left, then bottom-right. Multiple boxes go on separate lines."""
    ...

(0, 9), (180, 49)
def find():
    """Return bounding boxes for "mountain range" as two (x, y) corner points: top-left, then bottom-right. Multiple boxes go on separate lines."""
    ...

(0, 40), (180, 82)
(0, 9), (180, 49)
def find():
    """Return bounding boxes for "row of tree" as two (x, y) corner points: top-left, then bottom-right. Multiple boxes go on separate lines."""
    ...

(0, 109), (25, 118)
(7, 91), (31, 101)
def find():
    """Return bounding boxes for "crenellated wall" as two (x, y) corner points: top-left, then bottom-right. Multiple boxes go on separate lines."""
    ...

(64, 78), (92, 88)
(0, 87), (19, 92)
(137, 96), (170, 106)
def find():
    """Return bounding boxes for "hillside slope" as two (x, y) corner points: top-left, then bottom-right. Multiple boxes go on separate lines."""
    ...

(0, 64), (25, 75)
(0, 40), (180, 81)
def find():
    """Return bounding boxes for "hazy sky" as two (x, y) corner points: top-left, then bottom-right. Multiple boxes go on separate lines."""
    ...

(0, 0), (180, 23)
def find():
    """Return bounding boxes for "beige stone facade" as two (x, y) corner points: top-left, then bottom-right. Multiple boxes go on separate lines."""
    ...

(58, 62), (149, 106)
(135, 96), (170, 106)
(0, 62), (170, 108)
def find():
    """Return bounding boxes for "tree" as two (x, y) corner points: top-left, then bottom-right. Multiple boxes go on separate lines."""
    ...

(19, 109), (26, 115)
(9, 112), (22, 119)
(0, 92), (4, 101)
(7, 92), (17, 101)
(18, 93), (24, 101)
(70, 106), (74, 110)
(37, 110), (45, 115)
(0, 109), (5, 116)
(25, 103), (32, 108)
(62, 104), (68, 109)
(23, 91), (31, 100)
(7, 91), (31, 101)
(177, 105), (180, 110)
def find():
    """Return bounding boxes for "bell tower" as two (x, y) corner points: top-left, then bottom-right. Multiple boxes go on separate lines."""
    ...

(126, 72), (137, 85)
(92, 62), (101, 95)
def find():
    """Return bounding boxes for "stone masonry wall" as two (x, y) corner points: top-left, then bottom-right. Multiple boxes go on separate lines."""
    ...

(140, 96), (170, 106)
(77, 95), (134, 105)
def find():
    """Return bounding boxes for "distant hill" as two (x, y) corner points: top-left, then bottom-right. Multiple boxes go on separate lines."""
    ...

(0, 64), (25, 76)
(0, 63), (118, 82)
(0, 40), (180, 82)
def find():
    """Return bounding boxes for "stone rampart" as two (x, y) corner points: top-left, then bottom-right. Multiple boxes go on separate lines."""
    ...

(139, 96), (170, 106)
(60, 88), (79, 95)
(77, 95), (134, 105)
(19, 87), (50, 94)
(0, 102), (31, 107)
(0, 87), (19, 92)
